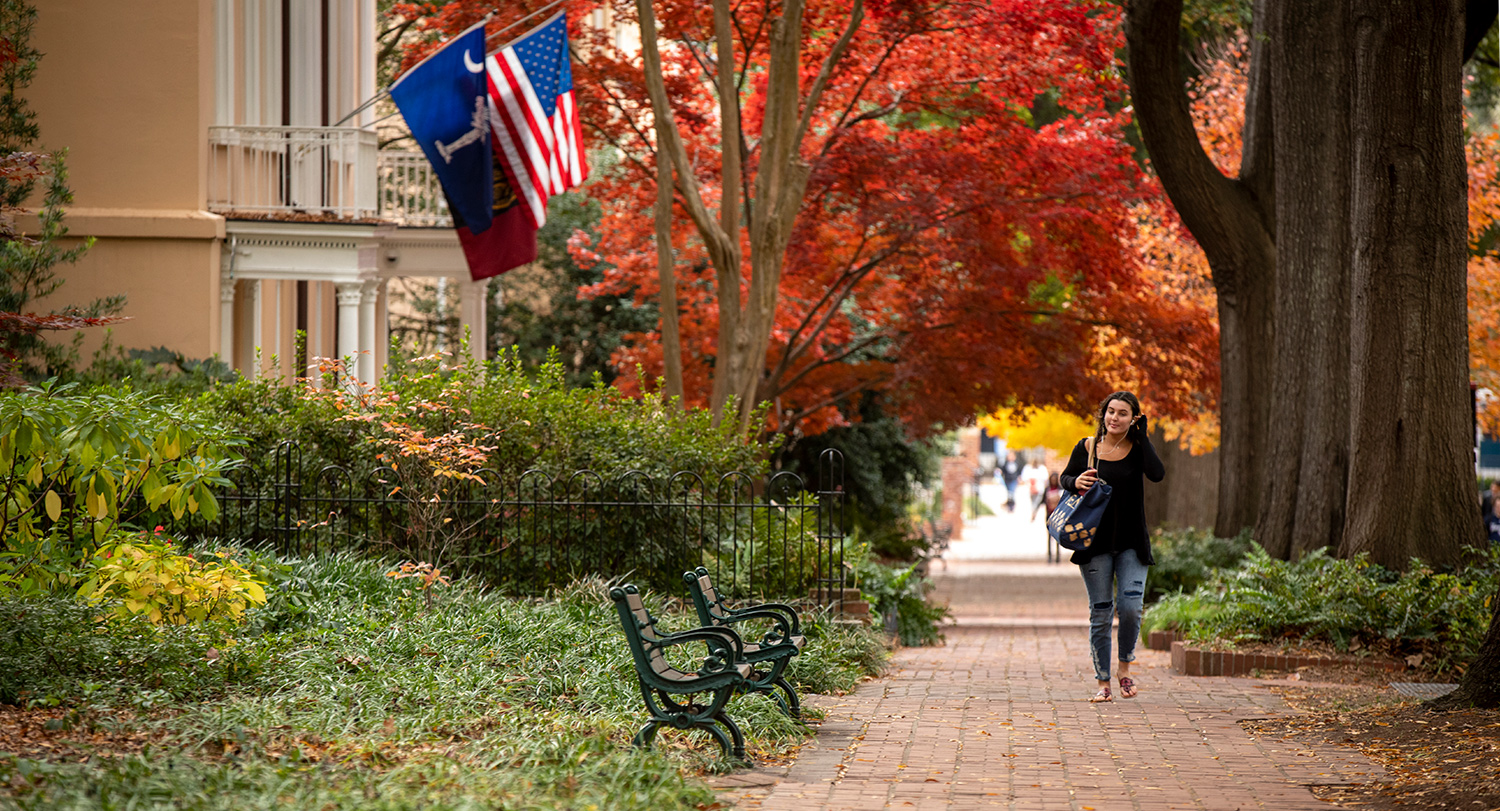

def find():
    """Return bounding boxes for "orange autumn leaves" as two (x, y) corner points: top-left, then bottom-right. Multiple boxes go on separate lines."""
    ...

(1469, 124), (1500, 433)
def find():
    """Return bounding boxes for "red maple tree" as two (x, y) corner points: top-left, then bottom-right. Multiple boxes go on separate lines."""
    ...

(397, 0), (1220, 437)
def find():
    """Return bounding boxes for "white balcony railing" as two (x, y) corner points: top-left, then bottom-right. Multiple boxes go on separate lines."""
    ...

(377, 150), (453, 227)
(208, 126), (378, 219)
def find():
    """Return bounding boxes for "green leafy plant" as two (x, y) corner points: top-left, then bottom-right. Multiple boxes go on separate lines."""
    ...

(0, 384), (241, 592)
(853, 551), (949, 647)
(705, 492), (825, 598)
(1144, 526), (1253, 603)
(77, 532), (267, 625)
(1142, 544), (1496, 672)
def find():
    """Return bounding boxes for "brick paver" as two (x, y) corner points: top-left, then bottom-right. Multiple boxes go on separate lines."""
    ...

(728, 563), (1382, 810)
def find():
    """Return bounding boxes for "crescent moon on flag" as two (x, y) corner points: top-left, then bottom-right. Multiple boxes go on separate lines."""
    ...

(463, 48), (484, 74)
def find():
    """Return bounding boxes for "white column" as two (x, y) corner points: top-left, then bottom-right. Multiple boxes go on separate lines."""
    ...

(359, 0), (376, 128)
(214, 0), (235, 125)
(219, 272), (236, 365)
(458, 278), (490, 361)
(335, 281), (363, 378)
(249, 280), (264, 374)
(357, 279), (379, 384)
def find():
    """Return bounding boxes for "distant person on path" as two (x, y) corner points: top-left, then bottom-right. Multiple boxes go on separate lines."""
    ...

(1043, 472), (1065, 563)
(1022, 455), (1049, 521)
(1059, 391), (1165, 702)
(1483, 481), (1500, 518)
(1000, 451), (1022, 512)
(1043, 472), (1064, 519)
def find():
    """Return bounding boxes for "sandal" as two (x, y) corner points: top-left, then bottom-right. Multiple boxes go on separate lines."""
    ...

(1118, 676), (1138, 699)
(1089, 687), (1112, 703)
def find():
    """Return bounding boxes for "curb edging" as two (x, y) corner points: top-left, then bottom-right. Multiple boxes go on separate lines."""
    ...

(1168, 640), (1403, 677)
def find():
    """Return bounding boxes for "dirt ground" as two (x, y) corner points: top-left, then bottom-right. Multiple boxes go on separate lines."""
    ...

(1240, 661), (1500, 811)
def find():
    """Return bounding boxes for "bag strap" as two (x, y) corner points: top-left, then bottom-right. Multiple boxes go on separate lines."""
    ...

(1085, 435), (1097, 470)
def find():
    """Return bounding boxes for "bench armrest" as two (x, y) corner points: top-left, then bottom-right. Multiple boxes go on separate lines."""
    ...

(718, 607), (799, 645)
(658, 625), (746, 659)
(724, 601), (802, 636)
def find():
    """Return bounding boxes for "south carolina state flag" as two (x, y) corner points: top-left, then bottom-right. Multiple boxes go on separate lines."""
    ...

(388, 21), (494, 237)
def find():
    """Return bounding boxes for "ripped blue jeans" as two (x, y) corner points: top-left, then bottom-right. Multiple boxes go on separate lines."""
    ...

(1079, 548), (1148, 682)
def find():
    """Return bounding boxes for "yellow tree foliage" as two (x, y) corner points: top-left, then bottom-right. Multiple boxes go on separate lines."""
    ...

(979, 408), (1095, 456)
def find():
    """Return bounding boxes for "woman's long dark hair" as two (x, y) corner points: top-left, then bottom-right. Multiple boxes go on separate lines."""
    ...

(1093, 391), (1142, 455)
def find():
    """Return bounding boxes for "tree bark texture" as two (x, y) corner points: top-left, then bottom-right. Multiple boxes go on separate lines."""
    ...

(1433, 582), (1500, 709)
(1255, 0), (1353, 560)
(1339, 0), (1482, 570)
(1124, 0), (1277, 540)
(654, 153), (685, 403)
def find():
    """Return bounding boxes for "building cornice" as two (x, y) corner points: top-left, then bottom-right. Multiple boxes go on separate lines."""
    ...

(15, 208), (227, 240)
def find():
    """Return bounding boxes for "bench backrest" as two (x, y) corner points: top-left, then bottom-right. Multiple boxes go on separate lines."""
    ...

(684, 567), (728, 626)
(610, 584), (673, 677)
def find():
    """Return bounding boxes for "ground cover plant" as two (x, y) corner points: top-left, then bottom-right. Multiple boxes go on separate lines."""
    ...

(1141, 544), (1497, 673)
(0, 552), (888, 810)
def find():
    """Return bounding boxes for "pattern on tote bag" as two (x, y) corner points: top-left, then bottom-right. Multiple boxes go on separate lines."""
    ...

(1046, 497), (1096, 548)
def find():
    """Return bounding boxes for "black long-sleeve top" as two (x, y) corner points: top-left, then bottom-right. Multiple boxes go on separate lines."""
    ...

(1058, 435), (1165, 565)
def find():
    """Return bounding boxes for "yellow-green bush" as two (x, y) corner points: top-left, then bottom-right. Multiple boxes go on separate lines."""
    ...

(77, 534), (266, 625)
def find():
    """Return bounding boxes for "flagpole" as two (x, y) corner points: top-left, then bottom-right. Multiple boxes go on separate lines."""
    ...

(332, 0), (567, 128)
(484, 0), (566, 47)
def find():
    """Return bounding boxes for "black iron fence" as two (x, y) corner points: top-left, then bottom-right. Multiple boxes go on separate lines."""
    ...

(176, 442), (848, 606)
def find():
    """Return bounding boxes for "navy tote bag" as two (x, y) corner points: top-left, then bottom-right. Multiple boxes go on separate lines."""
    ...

(1046, 438), (1114, 552)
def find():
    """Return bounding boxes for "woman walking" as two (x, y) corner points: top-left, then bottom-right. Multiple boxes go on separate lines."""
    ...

(1058, 391), (1164, 702)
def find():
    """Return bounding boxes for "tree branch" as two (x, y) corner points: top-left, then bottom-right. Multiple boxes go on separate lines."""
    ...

(635, 0), (737, 278)
(1124, 0), (1273, 300)
(792, 0), (865, 151)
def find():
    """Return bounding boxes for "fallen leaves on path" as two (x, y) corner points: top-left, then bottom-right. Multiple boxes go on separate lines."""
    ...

(1244, 687), (1500, 810)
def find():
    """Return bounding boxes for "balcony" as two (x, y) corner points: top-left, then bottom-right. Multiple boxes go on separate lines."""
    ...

(208, 126), (378, 220)
(376, 150), (452, 228)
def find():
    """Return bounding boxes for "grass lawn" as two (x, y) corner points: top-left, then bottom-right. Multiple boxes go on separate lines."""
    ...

(0, 553), (888, 810)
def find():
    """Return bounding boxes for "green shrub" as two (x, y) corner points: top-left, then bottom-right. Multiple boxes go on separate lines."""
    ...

(853, 552), (949, 647)
(1141, 544), (1495, 672)
(1145, 526), (1253, 603)
(77, 533), (267, 625)
(778, 399), (942, 564)
(704, 492), (825, 598)
(199, 346), (769, 483)
(0, 383), (241, 592)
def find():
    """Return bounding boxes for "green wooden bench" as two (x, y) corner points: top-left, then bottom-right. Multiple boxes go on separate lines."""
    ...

(609, 583), (750, 761)
(683, 566), (806, 718)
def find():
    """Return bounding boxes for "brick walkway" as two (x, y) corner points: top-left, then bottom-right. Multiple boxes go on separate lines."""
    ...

(724, 562), (1383, 810)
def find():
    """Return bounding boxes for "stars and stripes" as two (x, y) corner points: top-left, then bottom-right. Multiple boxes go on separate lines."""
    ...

(486, 11), (587, 229)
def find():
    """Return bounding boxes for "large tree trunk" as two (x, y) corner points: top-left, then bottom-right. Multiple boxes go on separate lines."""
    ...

(1339, 0), (1480, 570)
(1434, 590), (1500, 708)
(654, 153), (684, 404)
(1427, 0), (1500, 713)
(1124, 0), (1277, 540)
(1255, 1), (1353, 559)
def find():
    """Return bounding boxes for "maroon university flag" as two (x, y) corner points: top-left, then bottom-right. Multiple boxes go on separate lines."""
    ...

(445, 153), (536, 280)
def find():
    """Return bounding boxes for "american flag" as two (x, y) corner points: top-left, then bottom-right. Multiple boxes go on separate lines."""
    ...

(486, 12), (586, 229)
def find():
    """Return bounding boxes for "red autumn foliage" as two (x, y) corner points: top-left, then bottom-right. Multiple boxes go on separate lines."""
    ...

(396, 1), (1220, 436)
